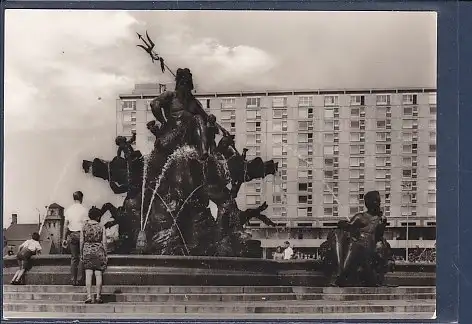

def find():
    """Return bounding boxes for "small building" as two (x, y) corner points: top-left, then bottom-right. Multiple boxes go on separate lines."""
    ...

(42, 203), (65, 253)
(3, 213), (54, 255)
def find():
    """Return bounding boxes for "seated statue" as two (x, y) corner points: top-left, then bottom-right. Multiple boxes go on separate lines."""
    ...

(149, 68), (221, 158)
(321, 190), (393, 287)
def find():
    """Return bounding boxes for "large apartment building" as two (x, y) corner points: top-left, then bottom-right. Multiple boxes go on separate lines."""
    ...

(116, 83), (437, 259)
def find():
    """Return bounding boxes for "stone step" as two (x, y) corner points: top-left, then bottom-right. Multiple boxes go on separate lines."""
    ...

(2, 292), (436, 303)
(2, 285), (436, 295)
(3, 300), (436, 314)
(3, 311), (437, 320)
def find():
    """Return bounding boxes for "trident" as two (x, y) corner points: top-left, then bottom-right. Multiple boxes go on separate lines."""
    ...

(136, 31), (176, 78)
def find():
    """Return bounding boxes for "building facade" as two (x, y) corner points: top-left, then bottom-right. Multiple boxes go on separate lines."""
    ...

(117, 84), (437, 259)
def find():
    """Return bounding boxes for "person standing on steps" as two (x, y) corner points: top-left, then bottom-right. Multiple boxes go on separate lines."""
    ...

(81, 207), (108, 304)
(62, 191), (89, 286)
(283, 241), (294, 260)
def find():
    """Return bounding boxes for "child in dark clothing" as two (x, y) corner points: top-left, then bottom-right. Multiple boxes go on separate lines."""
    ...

(11, 232), (42, 285)
(206, 114), (219, 155)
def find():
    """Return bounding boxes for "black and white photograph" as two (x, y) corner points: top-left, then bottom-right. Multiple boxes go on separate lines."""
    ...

(3, 10), (437, 320)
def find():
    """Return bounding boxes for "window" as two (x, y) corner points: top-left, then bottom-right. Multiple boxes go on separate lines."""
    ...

(429, 144), (437, 153)
(273, 134), (287, 144)
(430, 106), (437, 114)
(298, 107), (308, 119)
(273, 194), (283, 204)
(298, 144), (311, 156)
(401, 206), (414, 216)
(272, 146), (283, 156)
(402, 181), (413, 190)
(376, 132), (387, 142)
(403, 132), (413, 141)
(376, 106), (387, 117)
(246, 122), (257, 132)
(122, 100), (136, 111)
(428, 193), (436, 203)
(273, 109), (286, 119)
(403, 144), (412, 153)
(221, 110), (235, 120)
(428, 181), (436, 191)
(375, 181), (386, 191)
(324, 170), (334, 179)
(376, 157), (387, 167)
(351, 145), (361, 155)
(350, 157), (361, 167)
(324, 146), (334, 155)
(349, 194), (358, 204)
(376, 169), (387, 179)
(376, 94), (390, 105)
(298, 208), (308, 218)
(246, 195), (260, 205)
(273, 206), (285, 216)
(324, 95), (338, 106)
(349, 181), (361, 192)
(246, 97), (260, 108)
(298, 96), (313, 107)
(324, 120), (334, 131)
(272, 97), (287, 108)
(429, 168), (436, 178)
(430, 132), (436, 141)
(403, 107), (413, 116)
(298, 121), (309, 131)
(403, 169), (412, 178)
(324, 207), (333, 216)
(273, 120), (287, 132)
(429, 156), (436, 166)
(298, 195), (309, 204)
(246, 110), (259, 119)
(402, 193), (412, 204)
(402, 94), (416, 105)
(122, 112), (136, 123)
(376, 144), (387, 154)
(350, 120), (360, 129)
(298, 183), (309, 191)
(298, 133), (309, 143)
(324, 158), (334, 166)
(428, 207), (436, 217)
(221, 98), (236, 109)
(324, 133), (334, 142)
(350, 132), (361, 142)
(351, 95), (364, 106)
(247, 134), (261, 145)
(324, 108), (334, 118)
(350, 107), (360, 117)
(350, 169), (360, 179)
(429, 93), (437, 105)
(429, 119), (436, 129)
(403, 119), (414, 129)
(377, 120), (386, 129)
(403, 157), (412, 166)
(298, 170), (310, 179)
(324, 194), (334, 204)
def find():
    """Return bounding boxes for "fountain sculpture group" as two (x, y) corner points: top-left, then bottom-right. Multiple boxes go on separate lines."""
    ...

(80, 36), (395, 286)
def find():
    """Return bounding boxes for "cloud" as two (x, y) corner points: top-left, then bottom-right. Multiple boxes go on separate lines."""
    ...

(3, 10), (436, 227)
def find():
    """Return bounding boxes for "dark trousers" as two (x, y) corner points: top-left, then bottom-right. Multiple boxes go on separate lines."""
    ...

(68, 231), (84, 282)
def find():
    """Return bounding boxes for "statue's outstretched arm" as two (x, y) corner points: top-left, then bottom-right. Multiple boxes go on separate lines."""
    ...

(128, 133), (136, 144)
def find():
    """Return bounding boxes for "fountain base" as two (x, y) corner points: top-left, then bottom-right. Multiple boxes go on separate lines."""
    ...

(3, 255), (435, 287)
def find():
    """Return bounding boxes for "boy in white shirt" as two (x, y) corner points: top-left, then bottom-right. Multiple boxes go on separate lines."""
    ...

(10, 232), (42, 285)
(283, 241), (294, 260)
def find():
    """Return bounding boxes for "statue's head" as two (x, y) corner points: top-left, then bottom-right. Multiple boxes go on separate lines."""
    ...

(175, 68), (194, 91)
(208, 114), (217, 124)
(115, 136), (127, 146)
(364, 190), (381, 215)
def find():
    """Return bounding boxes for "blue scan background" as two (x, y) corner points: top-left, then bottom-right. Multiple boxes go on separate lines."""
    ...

(1, 1), (471, 323)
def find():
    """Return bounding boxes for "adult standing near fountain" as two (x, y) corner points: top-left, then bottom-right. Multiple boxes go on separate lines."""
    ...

(62, 191), (89, 286)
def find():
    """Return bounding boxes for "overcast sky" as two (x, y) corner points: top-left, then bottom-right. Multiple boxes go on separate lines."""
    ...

(3, 10), (437, 228)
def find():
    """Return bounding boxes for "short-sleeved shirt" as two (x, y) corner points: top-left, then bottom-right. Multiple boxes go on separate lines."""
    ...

(20, 239), (42, 253)
(283, 247), (294, 260)
(64, 203), (89, 232)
